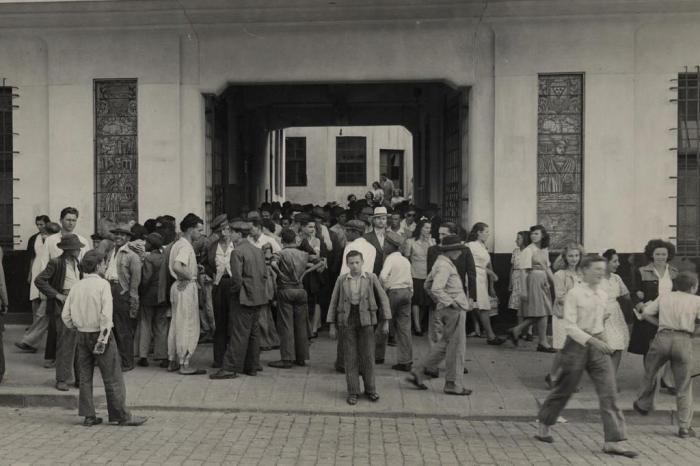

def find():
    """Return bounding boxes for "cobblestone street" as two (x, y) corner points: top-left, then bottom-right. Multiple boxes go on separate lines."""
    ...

(0, 407), (698, 465)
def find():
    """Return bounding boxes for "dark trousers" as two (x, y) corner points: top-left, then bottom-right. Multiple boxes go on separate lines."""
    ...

(136, 304), (169, 360)
(375, 288), (413, 364)
(45, 305), (57, 361)
(342, 305), (376, 396)
(76, 332), (129, 422)
(110, 283), (134, 371)
(223, 303), (260, 373)
(0, 314), (5, 382)
(276, 288), (310, 362)
(538, 337), (627, 442)
(212, 277), (232, 366)
(55, 302), (79, 384)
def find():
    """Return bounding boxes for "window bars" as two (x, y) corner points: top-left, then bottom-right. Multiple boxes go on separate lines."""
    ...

(0, 79), (18, 250)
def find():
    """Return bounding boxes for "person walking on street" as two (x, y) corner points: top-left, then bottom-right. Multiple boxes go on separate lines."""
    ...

(210, 221), (268, 379)
(407, 236), (471, 396)
(61, 250), (146, 427)
(328, 251), (391, 405)
(536, 254), (637, 458)
(34, 234), (84, 391)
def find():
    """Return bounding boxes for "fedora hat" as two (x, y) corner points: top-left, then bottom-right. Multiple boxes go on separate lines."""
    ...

(57, 234), (85, 251)
(211, 213), (229, 232)
(439, 235), (467, 252)
(372, 206), (389, 217)
(110, 224), (134, 238)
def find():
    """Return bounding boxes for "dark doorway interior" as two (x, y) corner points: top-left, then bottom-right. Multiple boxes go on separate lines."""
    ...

(380, 149), (404, 192)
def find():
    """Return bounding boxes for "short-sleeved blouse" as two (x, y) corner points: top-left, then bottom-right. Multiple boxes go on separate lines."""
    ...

(520, 243), (550, 270)
(404, 237), (435, 279)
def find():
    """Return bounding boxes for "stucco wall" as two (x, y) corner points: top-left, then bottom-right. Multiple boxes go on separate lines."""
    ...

(284, 125), (414, 206)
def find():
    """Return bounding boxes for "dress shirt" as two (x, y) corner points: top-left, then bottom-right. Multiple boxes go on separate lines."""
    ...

(349, 273), (362, 305)
(562, 282), (608, 346)
(374, 229), (385, 248)
(45, 232), (91, 261)
(104, 247), (122, 281)
(427, 255), (469, 311)
(61, 273), (113, 335)
(63, 259), (80, 291)
(340, 237), (376, 275)
(249, 233), (281, 253)
(214, 241), (234, 285)
(380, 251), (413, 291)
(655, 265), (674, 297)
(643, 291), (700, 334)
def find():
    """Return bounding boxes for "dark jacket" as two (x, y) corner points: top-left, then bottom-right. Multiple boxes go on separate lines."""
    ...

(364, 230), (390, 276)
(427, 245), (477, 302)
(628, 263), (679, 355)
(230, 240), (268, 307)
(204, 238), (229, 280)
(157, 242), (176, 306)
(34, 256), (83, 316)
(140, 249), (164, 307)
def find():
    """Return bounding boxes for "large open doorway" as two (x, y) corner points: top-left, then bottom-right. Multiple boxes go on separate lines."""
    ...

(204, 82), (468, 226)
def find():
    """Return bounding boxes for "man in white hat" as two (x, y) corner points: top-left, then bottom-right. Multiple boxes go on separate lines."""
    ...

(364, 207), (390, 276)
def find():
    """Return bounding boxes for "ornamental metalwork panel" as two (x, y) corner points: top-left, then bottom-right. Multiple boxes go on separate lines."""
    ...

(0, 85), (13, 249)
(537, 74), (584, 250)
(442, 95), (463, 225)
(677, 69), (700, 257)
(94, 79), (137, 224)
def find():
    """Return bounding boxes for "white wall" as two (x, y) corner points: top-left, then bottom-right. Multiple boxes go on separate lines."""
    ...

(284, 125), (413, 206)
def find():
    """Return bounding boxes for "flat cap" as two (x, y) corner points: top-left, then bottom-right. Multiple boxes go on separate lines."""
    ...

(345, 220), (366, 234)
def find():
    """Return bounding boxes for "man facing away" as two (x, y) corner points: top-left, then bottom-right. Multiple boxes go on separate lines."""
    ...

(210, 221), (268, 379)
(167, 213), (206, 375)
(328, 251), (391, 405)
(407, 235), (471, 396)
(104, 224), (142, 372)
(634, 271), (700, 439)
(536, 254), (637, 458)
(61, 250), (146, 427)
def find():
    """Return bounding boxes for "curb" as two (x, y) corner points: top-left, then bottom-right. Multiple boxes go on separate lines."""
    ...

(0, 393), (105, 409)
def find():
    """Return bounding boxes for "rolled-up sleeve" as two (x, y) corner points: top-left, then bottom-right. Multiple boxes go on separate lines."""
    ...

(562, 290), (591, 346)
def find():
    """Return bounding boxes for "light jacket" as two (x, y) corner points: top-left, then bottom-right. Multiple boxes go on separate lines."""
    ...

(425, 255), (470, 311)
(106, 245), (142, 314)
(327, 272), (391, 327)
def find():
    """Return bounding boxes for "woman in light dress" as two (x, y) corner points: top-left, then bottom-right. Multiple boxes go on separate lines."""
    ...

(402, 219), (435, 335)
(600, 249), (632, 379)
(546, 243), (583, 387)
(466, 223), (505, 345)
(508, 231), (532, 341)
(508, 225), (556, 353)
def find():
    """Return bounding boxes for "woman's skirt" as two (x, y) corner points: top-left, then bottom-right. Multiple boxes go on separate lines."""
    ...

(521, 269), (552, 318)
(412, 278), (433, 307)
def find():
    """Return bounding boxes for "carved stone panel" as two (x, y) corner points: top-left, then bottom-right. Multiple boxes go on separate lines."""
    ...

(537, 74), (583, 250)
(94, 79), (137, 224)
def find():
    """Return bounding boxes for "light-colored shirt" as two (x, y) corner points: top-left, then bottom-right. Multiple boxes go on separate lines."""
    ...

(63, 259), (80, 291)
(349, 273), (363, 305)
(104, 246), (122, 281)
(643, 291), (700, 334)
(340, 237), (376, 275)
(399, 219), (416, 238)
(214, 241), (234, 285)
(374, 229), (385, 248)
(655, 265), (674, 297)
(61, 273), (113, 335)
(562, 282), (608, 346)
(45, 232), (91, 261)
(169, 237), (197, 281)
(426, 255), (470, 311)
(379, 251), (413, 291)
(249, 233), (281, 253)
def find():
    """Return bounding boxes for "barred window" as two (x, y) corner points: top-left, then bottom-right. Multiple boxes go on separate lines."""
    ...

(285, 137), (307, 187)
(336, 136), (366, 186)
(0, 86), (13, 250)
(677, 72), (700, 257)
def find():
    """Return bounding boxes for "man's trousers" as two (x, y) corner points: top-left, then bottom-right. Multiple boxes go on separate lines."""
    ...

(223, 302), (261, 373)
(375, 288), (412, 365)
(212, 277), (232, 366)
(276, 288), (309, 362)
(342, 304), (376, 396)
(110, 283), (134, 371)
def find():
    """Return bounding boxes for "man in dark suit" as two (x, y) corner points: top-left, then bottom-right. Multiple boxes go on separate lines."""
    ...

(364, 206), (390, 276)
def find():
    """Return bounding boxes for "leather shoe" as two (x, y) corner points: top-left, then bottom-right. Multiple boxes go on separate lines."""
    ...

(118, 415), (147, 427)
(137, 358), (149, 367)
(268, 360), (293, 369)
(294, 360), (306, 367)
(83, 416), (103, 427)
(55, 382), (70, 392)
(244, 370), (257, 377)
(536, 345), (557, 353)
(209, 370), (238, 380)
(392, 363), (412, 372)
(679, 428), (696, 438)
(14, 342), (37, 353)
(423, 368), (439, 379)
(632, 400), (649, 416)
(375, 358), (384, 365)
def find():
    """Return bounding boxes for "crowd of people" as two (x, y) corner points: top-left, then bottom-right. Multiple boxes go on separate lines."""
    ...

(0, 196), (698, 455)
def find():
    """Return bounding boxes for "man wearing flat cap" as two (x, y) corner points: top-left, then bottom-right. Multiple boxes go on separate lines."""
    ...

(407, 235), (472, 396)
(104, 224), (142, 372)
(135, 232), (168, 367)
(35, 233), (85, 391)
(210, 221), (268, 379)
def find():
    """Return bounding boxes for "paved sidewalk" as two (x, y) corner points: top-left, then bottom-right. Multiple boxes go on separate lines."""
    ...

(0, 407), (697, 465)
(0, 325), (683, 422)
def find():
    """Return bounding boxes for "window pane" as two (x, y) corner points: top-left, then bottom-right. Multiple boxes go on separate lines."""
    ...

(336, 136), (366, 186)
(677, 72), (700, 257)
(0, 87), (13, 249)
(285, 137), (307, 187)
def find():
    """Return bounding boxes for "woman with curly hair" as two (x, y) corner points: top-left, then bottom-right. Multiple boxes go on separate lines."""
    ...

(508, 225), (556, 352)
(402, 219), (435, 335)
(629, 239), (679, 391)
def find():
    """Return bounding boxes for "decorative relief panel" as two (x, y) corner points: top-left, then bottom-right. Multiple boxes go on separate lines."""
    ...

(537, 74), (583, 250)
(94, 79), (138, 224)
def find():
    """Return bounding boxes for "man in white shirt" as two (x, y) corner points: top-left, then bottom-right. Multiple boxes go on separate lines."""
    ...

(44, 207), (91, 261)
(248, 218), (281, 253)
(62, 250), (146, 427)
(377, 231), (414, 371)
(536, 254), (636, 458)
(340, 220), (376, 276)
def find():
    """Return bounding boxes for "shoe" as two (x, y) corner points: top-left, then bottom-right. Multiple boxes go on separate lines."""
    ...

(536, 345), (556, 353)
(83, 416), (103, 427)
(268, 360), (293, 369)
(523, 334), (534, 342)
(179, 368), (207, 375)
(466, 331), (481, 338)
(159, 360), (170, 369)
(463, 367), (469, 374)
(44, 360), (56, 369)
(55, 382), (70, 392)
(137, 358), (149, 367)
(14, 342), (37, 353)
(244, 370), (257, 377)
(387, 338), (397, 347)
(443, 387), (472, 396)
(118, 415), (147, 427)
(486, 337), (505, 346)
(73, 381), (80, 389)
(660, 379), (677, 395)
(167, 361), (180, 372)
(294, 360), (306, 367)
(310, 332), (318, 339)
(375, 358), (384, 365)
(534, 435), (554, 443)
(209, 370), (239, 380)
(506, 329), (519, 347)
(679, 428), (696, 439)
(406, 372), (428, 390)
(366, 392), (380, 402)
(423, 368), (439, 379)
(260, 346), (272, 352)
(632, 401), (649, 416)
(121, 366), (134, 373)
(392, 363), (412, 372)
(347, 395), (358, 405)
(602, 446), (638, 458)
